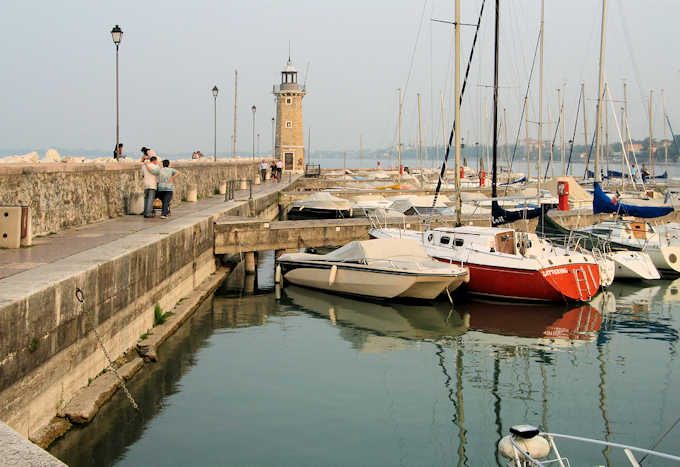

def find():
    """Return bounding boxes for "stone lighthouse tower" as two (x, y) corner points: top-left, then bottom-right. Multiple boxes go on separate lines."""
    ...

(273, 58), (307, 172)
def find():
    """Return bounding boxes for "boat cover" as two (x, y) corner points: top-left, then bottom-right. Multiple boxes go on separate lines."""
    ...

(593, 182), (673, 218)
(279, 238), (431, 263)
(291, 192), (351, 210)
(491, 201), (546, 227)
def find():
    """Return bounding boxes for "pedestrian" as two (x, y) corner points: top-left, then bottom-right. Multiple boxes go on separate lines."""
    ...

(631, 164), (638, 181)
(140, 147), (158, 218)
(270, 160), (278, 181)
(113, 143), (126, 160)
(145, 159), (180, 219)
(260, 160), (268, 181)
(276, 159), (283, 182)
(641, 164), (650, 181)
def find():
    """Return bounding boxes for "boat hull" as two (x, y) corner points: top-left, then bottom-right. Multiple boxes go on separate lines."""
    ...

(609, 251), (660, 280)
(286, 207), (350, 220)
(647, 246), (680, 276)
(435, 259), (600, 302)
(279, 261), (468, 300)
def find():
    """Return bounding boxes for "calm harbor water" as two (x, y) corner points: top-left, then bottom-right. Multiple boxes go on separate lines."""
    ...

(49, 254), (680, 466)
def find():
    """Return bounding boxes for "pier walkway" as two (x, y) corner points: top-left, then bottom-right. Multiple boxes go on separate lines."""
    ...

(0, 178), (296, 281)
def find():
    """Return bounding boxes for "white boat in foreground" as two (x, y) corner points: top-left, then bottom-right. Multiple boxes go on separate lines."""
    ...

(276, 238), (469, 300)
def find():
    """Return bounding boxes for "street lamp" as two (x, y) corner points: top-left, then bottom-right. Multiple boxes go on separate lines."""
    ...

(271, 117), (275, 158)
(111, 25), (123, 157)
(251, 105), (257, 159)
(212, 85), (219, 161)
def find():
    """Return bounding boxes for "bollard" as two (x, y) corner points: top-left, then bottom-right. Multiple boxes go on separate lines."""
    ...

(218, 181), (227, 195)
(249, 180), (253, 200)
(254, 175), (261, 185)
(186, 184), (198, 202)
(240, 179), (248, 190)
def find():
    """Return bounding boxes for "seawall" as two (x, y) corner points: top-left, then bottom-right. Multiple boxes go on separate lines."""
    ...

(0, 177), (289, 440)
(0, 160), (259, 236)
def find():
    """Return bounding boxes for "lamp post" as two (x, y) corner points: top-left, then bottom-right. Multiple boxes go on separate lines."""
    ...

(212, 85), (219, 161)
(111, 25), (123, 156)
(257, 133), (260, 158)
(251, 105), (257, 159)
(271, 117), (275, 158)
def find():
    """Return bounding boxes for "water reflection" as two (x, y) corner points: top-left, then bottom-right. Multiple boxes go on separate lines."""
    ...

(48, 270), (680, 467)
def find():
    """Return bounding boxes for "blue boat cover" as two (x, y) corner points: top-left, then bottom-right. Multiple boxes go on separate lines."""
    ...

(593, 182), (673, 218)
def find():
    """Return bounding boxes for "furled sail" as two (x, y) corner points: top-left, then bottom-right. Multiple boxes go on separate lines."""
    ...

(593, 182), (673, 218)
(491, 201), (544, 227)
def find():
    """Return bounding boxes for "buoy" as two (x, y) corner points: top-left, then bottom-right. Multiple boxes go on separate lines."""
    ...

(498, 425), (550, 461)
(275, 264), (282, 283)
(328, 265), (338, 286)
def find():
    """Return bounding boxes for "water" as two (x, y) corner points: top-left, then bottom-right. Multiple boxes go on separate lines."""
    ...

(49, 257), (680, 466)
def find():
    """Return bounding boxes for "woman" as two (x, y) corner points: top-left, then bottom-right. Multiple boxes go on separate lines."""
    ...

(145, 159), (180, 219)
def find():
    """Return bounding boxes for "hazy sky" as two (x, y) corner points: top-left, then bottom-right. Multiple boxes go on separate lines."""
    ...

(1, 0), (679, 157)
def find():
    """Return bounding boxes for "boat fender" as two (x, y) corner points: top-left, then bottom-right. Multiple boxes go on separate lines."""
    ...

(275, 264), (282, 283)
(329, 265), (338, 286)
(498, 425), (550, 461)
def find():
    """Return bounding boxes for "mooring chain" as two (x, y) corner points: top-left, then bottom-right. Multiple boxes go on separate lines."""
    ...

(75, 288), (139, 411)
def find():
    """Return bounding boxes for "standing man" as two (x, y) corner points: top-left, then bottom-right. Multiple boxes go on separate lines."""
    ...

(145, 159), (180, 219)
(276, 159), (283, 182)
(260, 160), (268, 182)
(113, 143), (126, 160)
(141, 147), (158, 218)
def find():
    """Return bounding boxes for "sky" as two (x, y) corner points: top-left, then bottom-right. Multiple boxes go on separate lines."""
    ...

(1, 0), (679, 157)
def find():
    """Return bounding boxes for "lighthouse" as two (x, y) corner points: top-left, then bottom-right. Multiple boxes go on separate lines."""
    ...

(273, 58), (307, 172)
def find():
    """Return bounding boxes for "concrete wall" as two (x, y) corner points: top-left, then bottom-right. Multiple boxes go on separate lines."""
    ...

(0, 160), (259, 236)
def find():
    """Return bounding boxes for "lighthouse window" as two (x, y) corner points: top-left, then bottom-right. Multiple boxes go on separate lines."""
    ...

(286, 97), (292, 105)
(286, 121), (292, 128)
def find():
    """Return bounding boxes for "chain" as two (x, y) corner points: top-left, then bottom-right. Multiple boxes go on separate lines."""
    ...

(75, 288), (139, 411)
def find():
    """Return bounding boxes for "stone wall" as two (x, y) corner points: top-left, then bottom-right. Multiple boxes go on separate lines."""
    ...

(0, 160), (259, 236)
(0, 179), (287, 438)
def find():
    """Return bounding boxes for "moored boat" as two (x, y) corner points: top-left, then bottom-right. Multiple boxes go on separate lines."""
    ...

(370, 226), (601, 302)
(287, 192), (351, 220)
(276, 238), (469, 300)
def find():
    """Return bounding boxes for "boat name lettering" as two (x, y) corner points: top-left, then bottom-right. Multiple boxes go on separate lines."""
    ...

(541, 268), (568, 276)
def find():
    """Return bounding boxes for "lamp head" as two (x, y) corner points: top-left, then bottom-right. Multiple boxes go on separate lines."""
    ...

(111, 25), (123, 45)
(212, 85), (219, 97)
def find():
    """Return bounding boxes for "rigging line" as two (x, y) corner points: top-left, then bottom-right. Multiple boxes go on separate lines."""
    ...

(582, 85), (607, 179)
(616, 0), (650, 126)
(402, 0), (430, 103)
(432, 0), (486, 211)
(502, 28), (540, 197)
(639, 414), (680, 464)
(544, 107), (562, 179)
(566, 86), (582, 174)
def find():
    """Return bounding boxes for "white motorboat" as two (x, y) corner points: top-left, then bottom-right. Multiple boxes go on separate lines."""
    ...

(287, 192), (351, 220)
(578, 219), (680, 276)
(370, 226), (601, 302)
(276, 238), (469, 300)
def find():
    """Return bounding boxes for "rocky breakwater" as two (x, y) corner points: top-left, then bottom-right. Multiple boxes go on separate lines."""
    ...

(0, 151), (260, 236)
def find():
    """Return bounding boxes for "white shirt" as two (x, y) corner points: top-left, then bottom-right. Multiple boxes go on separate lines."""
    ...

(142, 162), (158, 189)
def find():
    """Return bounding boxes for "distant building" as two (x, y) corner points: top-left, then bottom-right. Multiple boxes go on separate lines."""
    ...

(273, 58), (307, 172)
(625, 142), (643, 153)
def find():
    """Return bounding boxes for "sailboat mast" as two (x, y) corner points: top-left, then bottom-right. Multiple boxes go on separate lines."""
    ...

(398, 87), (403, 186)
(454, 0), (462, 226)
(594, 0), (607, 183)
(582, 83), (589, 176)
(649, 90), (654, 178)
(233, 69), (238, 158)
(525, 97), (530, 185)
(559, 88), (565, 176)
(663, 89), (669, 175)
(492, 0), (499, 200)
(623, 81), (629, 185)
(417, 94), (423, 182)
(605, 84), (609, 174)
(537, 0), (544, 191)
(359, 133), (363, 169)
